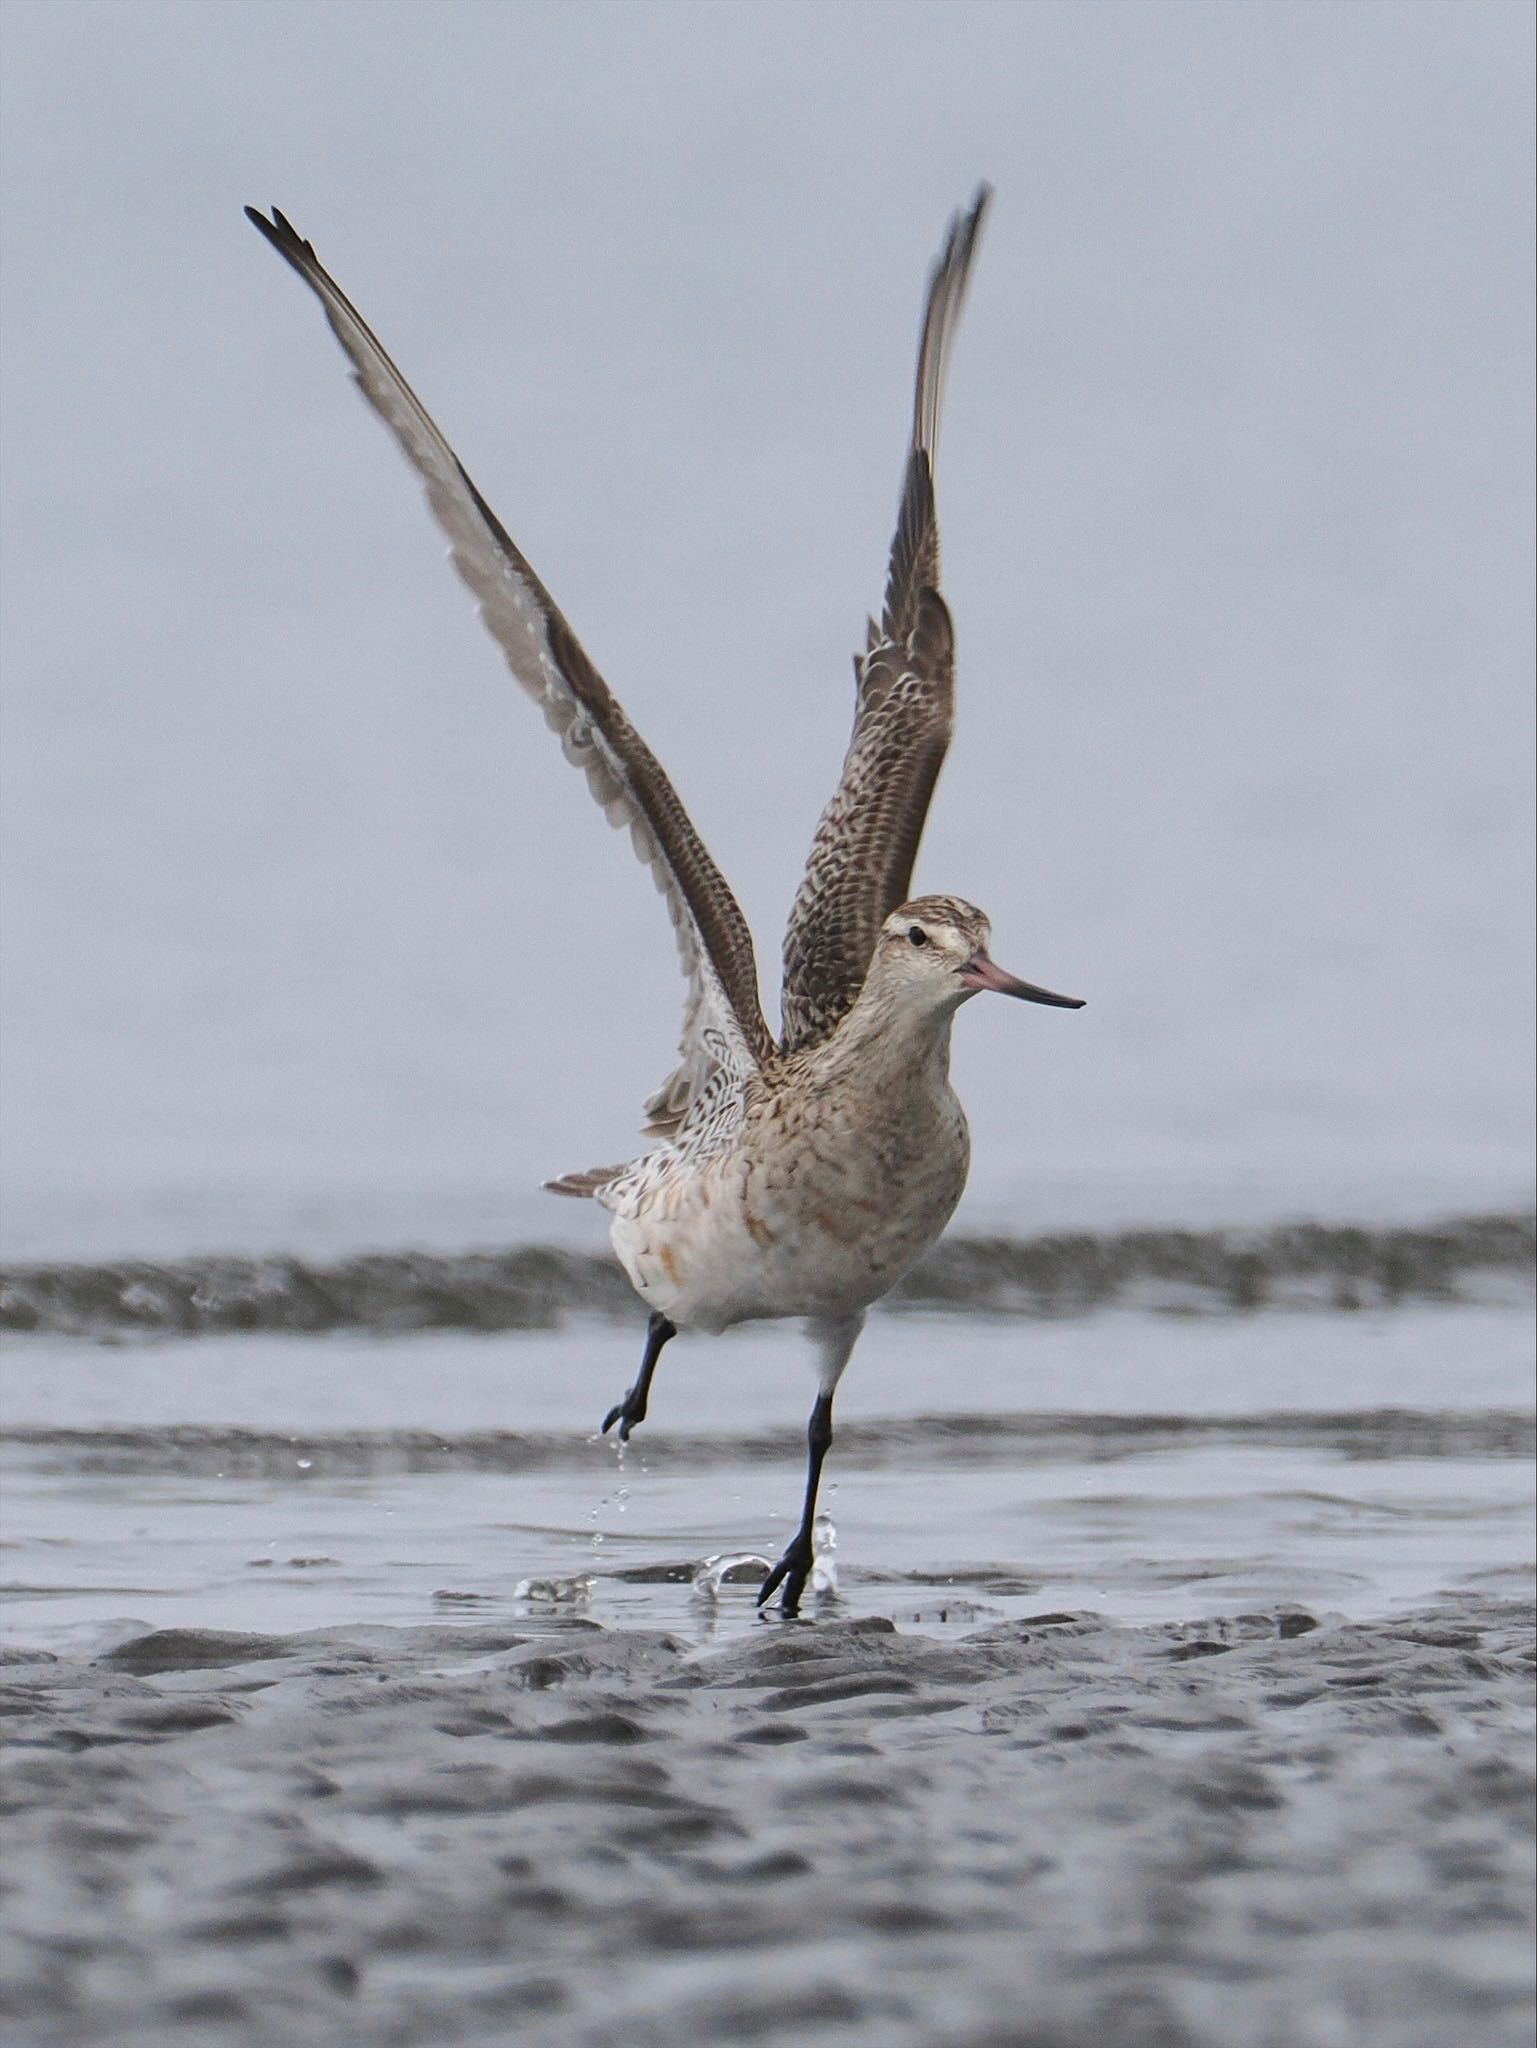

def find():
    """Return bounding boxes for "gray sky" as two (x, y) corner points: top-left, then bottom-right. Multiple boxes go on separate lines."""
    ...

(1, 0), (1532, 1254)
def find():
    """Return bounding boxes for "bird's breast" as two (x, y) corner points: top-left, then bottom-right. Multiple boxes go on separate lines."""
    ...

(608, 1078), (970, 1331)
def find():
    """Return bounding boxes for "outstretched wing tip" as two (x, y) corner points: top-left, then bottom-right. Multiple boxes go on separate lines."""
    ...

(941, 185), (992, 263)
(245, 203), (319, 275)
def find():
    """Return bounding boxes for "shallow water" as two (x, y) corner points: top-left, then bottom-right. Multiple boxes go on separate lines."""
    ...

(4, 1302), (1530, 1654)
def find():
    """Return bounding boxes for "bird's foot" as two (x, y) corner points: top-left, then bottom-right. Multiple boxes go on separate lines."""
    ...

(756, 1532), (815, 1617)
(600, 1386), (647, 1441)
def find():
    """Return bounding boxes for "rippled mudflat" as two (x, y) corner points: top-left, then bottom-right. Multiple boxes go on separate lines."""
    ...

(2, 1600), (1532, 2048)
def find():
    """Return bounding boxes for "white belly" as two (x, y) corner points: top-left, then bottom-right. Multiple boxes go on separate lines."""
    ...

(605, 1097), (970, 1333)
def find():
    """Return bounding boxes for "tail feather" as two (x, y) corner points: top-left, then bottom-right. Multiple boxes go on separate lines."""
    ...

(543, 1164), (627, 1199)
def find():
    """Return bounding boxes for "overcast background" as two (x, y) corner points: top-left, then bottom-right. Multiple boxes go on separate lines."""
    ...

(1, 0), (1532, 1260)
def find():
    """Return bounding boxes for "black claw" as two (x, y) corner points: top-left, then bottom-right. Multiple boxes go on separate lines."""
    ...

(756, 1540), (813, 1616)
(600, 1398), (639, 1440)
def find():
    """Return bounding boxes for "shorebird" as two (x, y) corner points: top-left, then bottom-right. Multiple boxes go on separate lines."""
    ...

(247, 187), (1082, 1615)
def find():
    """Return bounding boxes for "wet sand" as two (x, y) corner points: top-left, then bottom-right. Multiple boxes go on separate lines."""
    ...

(2, 1595), (1531, 2048)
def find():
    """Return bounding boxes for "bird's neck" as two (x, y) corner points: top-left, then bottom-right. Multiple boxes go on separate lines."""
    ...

(818, 985), (961, 1091)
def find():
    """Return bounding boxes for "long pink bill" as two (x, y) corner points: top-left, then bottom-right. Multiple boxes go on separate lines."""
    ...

(960, 950), (1084, 1008)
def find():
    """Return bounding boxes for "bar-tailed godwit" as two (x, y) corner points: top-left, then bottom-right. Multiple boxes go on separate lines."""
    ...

(247, 187), (1082, 1615)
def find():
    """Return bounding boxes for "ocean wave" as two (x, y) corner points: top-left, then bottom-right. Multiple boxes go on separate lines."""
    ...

(3, 1407), (1530, 1477)
(0, 1212), (1530, 1339)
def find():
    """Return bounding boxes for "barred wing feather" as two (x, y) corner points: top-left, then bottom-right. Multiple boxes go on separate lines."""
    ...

(780, 186), (990, 1054)
(245, 208), (772, 1147)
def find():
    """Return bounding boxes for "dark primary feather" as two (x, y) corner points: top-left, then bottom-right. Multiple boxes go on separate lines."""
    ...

(780, 186), (991, 1054)
(244, 205), (774, 1117)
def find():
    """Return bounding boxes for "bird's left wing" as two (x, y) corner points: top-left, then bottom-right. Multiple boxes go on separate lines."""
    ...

(245, 207), (774, 1134)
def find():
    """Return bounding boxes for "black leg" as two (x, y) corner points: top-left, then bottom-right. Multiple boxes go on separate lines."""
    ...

(757, 1390), (835, 1617)
(601, 1312), (675, 1440)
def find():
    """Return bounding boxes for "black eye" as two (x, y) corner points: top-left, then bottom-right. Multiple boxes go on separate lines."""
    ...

(907, 925), (928, 948)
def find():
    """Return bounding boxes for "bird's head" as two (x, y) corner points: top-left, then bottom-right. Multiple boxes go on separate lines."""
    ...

(869, 894), (1084, 1019)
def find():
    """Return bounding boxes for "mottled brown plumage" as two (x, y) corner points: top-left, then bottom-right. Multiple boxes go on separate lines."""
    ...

(779, 186), (990, 1053)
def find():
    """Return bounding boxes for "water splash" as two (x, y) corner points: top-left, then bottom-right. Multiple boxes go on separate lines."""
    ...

(512, 1574), (594, 1609)
(691, 1553), (772, 1602)
(811, 1509), (838, 1597)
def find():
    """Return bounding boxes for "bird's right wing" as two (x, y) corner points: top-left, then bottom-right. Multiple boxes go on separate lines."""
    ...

(245, 208), (774, 1135)
(779, 187), (990, 1053)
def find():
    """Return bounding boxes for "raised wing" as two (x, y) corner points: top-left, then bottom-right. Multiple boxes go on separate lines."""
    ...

(245, 207), (773, 1132)
(779, 186), (990, 1053)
